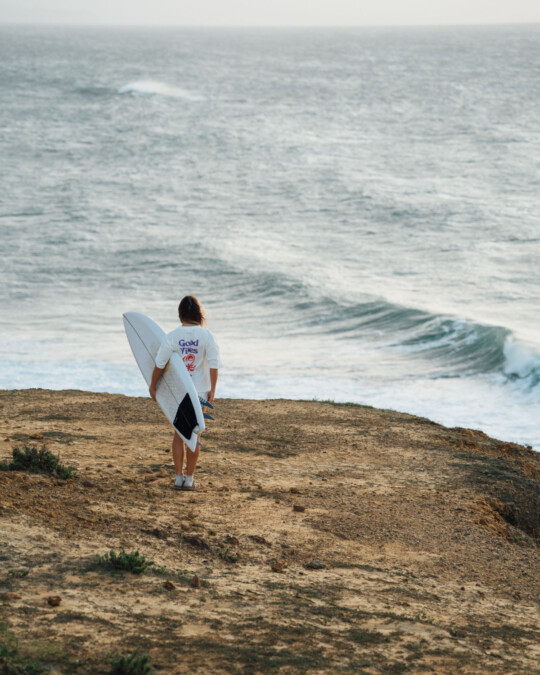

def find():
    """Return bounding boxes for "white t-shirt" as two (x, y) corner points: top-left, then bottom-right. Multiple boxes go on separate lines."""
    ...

(155, 325), (221, 395)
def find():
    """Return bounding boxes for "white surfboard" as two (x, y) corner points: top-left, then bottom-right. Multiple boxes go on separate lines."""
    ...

(123, 312), (205, 452)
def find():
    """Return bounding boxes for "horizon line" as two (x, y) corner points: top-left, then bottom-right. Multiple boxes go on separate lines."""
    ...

(1, 21), (539, 29)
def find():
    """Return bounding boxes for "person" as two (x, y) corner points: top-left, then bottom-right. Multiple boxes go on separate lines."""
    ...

(149, 296), (220, 491)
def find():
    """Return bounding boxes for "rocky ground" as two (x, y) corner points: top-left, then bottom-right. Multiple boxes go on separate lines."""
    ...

(0, 389), (539, 674)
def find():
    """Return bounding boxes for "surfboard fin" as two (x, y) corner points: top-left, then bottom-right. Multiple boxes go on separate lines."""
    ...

(203, 413), (214, 421)
(199, 396), (214, 409)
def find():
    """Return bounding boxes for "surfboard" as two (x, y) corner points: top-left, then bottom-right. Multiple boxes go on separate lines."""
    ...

(123, 311), (205, 452)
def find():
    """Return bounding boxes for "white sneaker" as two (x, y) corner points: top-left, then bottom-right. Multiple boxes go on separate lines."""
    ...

(174, 475), (185, 489)
(182, 475), (196, 491)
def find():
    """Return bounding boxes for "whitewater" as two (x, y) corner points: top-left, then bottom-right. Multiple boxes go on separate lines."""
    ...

(0, 25), (539, 448)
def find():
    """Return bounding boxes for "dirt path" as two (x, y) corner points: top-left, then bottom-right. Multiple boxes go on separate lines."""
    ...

(1, 389), (539, 674)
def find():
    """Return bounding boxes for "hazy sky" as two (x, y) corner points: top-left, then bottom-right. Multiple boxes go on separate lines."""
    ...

(1, 0), (540, 26)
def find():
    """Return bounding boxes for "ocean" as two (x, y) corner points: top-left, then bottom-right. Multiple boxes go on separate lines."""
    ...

(1, 25), (539, 449)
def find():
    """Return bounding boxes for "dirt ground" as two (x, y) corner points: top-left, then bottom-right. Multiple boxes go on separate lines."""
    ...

(0, 388), (539, 674)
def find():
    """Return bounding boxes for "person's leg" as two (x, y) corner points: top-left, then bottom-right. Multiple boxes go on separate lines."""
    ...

(172, 433), (185, 476)
(184, 402), (206, 488)
(185, 444), (200, 478)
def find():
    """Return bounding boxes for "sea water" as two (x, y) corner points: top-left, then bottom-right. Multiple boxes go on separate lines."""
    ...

(1, 25), (539, 448)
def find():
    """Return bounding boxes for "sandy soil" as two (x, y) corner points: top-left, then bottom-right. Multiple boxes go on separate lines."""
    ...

(0, 389), (539, 674)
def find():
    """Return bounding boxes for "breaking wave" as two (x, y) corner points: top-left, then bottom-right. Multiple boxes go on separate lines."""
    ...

(503, 340), (540, 391)
(205, 258), (540, 393)
(117, 81), (203, 100)
(322, 298), (539, 388)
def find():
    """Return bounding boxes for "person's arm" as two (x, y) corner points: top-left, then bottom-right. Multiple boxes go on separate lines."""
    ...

(205, 331), (221, 405)
(208, 368), (218, 404)
(149, 365), (165, 401)
(152, 335), (174, 401)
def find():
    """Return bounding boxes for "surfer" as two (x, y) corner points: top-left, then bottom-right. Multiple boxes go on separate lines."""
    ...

(149, 296), (221, 490)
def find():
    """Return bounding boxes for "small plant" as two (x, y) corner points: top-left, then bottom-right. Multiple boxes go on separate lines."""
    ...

(415, 612), (435, 624)
(109, 651), (154, 675)
(8, 569), (29, 578)
(97, 550), (154, 575)
(0, 445), (74, 479)
(151, 565), (167, 576)
(217, 545), (239, 564)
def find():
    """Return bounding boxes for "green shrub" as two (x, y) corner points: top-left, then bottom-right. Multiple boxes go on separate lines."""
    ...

(109, 651), (154, 675)
(0, 445), (74, 479)
(217, 545), (239, 564)
(97, 550), (154, 575)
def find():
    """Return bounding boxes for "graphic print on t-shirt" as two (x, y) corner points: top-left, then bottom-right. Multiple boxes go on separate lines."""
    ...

(179, 339), (199, 373)
(183, 353), (196, 372)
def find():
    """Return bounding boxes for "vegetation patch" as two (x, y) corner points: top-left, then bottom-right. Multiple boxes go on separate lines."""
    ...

(455, 453), (540, 540)
(0, 623), (71, 674)
(0, 445), (74, 479)
(109, 650), (154, 675)
(0, 624), (21, 673)
(95, 550), (155, 575)
(217, 545), (239, 563)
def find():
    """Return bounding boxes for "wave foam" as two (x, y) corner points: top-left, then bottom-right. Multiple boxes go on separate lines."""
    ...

(117, 81), (203, 100)
(503, 339), (540, 391)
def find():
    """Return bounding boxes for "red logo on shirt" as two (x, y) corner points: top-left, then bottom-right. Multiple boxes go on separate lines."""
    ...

(183, 354), (196, 372)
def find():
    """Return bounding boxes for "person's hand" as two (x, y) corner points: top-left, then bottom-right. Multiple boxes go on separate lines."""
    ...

(149, 385), (157, 402)
(207, 390), (215, 405)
